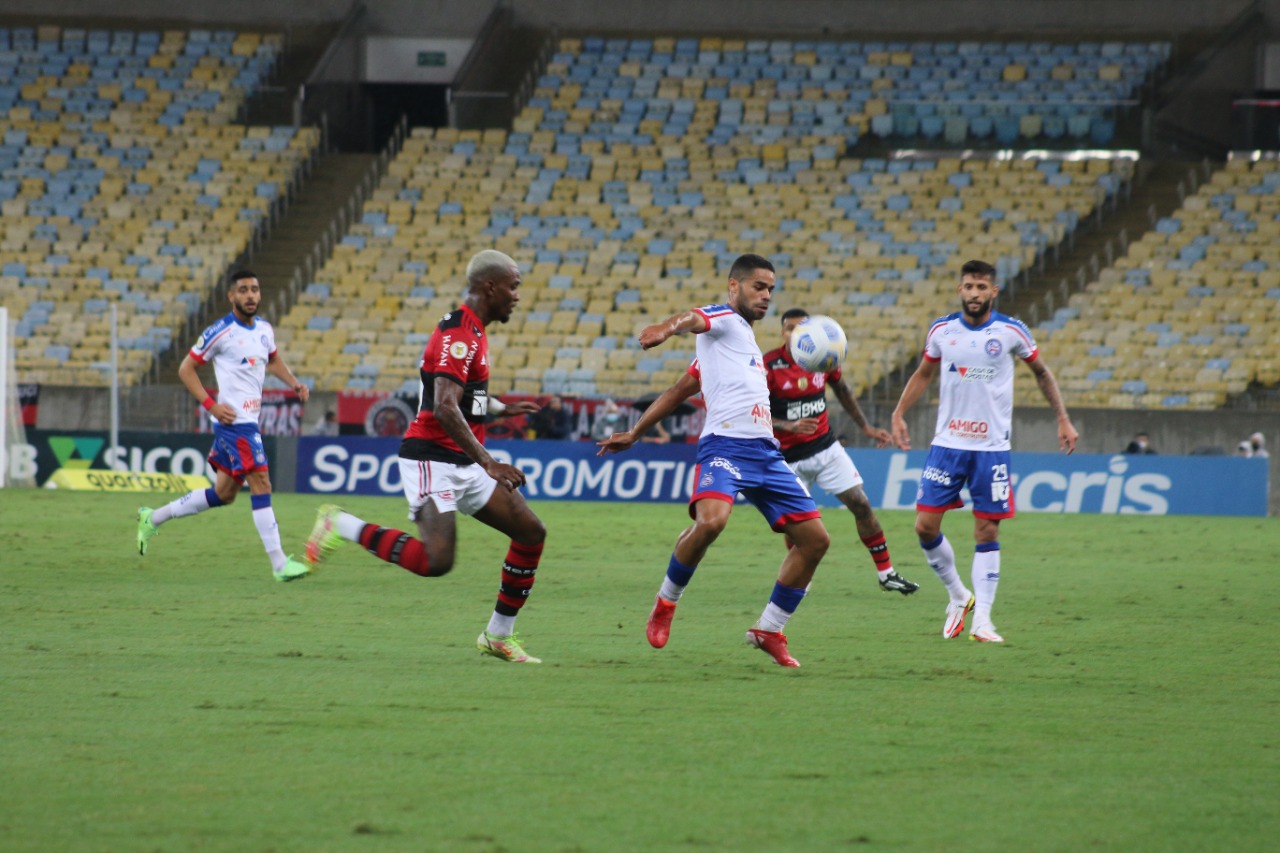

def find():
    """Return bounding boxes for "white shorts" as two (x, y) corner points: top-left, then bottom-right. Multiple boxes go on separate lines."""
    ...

(398, 457), (497, 518)
(787, 441), (864, 496)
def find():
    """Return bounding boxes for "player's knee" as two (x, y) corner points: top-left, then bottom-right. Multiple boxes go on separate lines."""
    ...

(515, 516), (546, 548)
(914, 519), (940, 540)
(850, 500), (875, 524)
(809, 527), (832, 557)
(695, 515), (728, 541)
(215, 484), (238, 504)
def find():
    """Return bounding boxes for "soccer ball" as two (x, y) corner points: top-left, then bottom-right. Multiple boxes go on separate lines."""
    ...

(789, 314), (848, 373)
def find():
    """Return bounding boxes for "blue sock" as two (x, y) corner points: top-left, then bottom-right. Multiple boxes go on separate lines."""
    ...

(250, 493), (272, 511)
(658, 555), (697, 602)
(757, 581), (807, 632)
(205, 487), (224, 508)
(769, 580), (806, 613)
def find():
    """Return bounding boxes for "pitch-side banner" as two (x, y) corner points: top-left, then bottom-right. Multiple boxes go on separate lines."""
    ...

(296, 440), (1269, 516)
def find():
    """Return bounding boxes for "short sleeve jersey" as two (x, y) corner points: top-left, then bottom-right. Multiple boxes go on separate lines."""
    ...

(190, 312), (275, 425)
(400, 304), (490, 465)
(763, 345), (840, 462)
(922, 310), (1038, 451)
(686, 304), (775, 443)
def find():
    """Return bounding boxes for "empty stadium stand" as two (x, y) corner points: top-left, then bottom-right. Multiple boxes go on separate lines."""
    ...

(1030, 156), (1280, 409)
(278, 37), (1142, 399)
(1, 25), (319, 388)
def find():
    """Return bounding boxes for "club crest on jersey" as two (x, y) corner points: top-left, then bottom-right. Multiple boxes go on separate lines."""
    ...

(986, 339), (1003, 357)
(449, 341), (469, 359)
(260, 334), (270, 348)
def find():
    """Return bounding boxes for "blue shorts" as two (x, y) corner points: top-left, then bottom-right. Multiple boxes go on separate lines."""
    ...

(916, 446), (1015, 519)
(691, 435), (821, 531)
(208, 422), (269, 482)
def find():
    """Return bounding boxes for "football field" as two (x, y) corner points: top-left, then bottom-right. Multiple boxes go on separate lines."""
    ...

(2, 489), (1278, 852)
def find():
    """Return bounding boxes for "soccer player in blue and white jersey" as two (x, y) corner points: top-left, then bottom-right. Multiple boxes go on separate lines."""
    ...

(597, 254), (831, 667)
(136, 270), (312, 582)
(891, 259), (1078, 643)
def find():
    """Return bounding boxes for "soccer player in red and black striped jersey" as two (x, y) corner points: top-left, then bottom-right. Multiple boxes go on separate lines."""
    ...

(304, 250), (548, 663)
(765, 308), (920, 596)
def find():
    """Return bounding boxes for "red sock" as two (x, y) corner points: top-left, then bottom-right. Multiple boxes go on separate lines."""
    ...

(496, 540), (543, 613)
(861, 532), (893, 573)
(359, 524), (431, 576)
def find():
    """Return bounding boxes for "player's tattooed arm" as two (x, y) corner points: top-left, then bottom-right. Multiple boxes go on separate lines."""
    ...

(638, 310), (709, 349)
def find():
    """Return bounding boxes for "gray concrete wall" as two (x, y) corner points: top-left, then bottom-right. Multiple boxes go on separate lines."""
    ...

(0, 0), (1257, 37)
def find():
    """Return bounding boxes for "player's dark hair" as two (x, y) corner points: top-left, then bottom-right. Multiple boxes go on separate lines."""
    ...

(781, 308), (810, 324)
(228, 269), (258, 288)
(960, 259), (997, 280)
(729, 253), (774, 281)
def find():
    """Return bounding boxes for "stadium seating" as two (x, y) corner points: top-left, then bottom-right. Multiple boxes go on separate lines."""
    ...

(279, 130), (1128, 396)
(2, 25), (319, 388)
(1028, 157), (1280, 409)
(274, 37), (1143, 397)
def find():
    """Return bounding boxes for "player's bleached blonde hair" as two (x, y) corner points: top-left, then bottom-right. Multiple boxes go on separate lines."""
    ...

(465, 250), (518, 288)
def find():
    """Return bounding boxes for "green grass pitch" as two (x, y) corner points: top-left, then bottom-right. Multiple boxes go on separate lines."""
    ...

(2, 489), (1278, 852)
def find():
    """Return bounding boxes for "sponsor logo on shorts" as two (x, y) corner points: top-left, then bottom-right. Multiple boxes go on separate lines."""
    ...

(922, 466), (952, 485)
(707, 457), (742, 479)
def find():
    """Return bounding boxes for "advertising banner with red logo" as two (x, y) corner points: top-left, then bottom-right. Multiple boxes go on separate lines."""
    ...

(195, 388), (305, 436)
(335, 390), (705, 442)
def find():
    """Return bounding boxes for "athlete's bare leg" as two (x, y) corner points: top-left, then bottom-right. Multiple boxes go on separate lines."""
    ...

(672, 498), (732, 566)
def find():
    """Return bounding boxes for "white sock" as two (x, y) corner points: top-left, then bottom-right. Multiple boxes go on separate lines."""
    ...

(336, 511), (366, 541)
(972, 547), (1001, 628)
(658, 577), (687, 602)
(486, 612), (516, 637)
(922, 534), (969, 603)
(755, 602), (793, 633)
(151, 488), (212, 526)
(252, 506), (288, 571)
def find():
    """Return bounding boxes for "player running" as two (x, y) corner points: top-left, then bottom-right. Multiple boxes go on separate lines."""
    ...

(891, 259), (1078, 643)
(597, 254), (830, 668)
(765, 308), (919, 596)
(136, 270), (311, 582)
(303, 250), (547, 663)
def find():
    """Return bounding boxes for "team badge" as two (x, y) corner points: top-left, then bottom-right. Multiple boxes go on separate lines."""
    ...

(260, 334), (270, 348)
(449, 341), (470, 359)
(985, 339), (1003, 357)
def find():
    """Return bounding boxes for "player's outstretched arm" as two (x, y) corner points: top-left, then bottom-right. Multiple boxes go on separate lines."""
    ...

(890, 358), (938, 451)
(637, 310), (709, 350)
(1027, 358), (1078, 454)
(490, 397), (539, 418)
(832, 376), (891, 447)
(598, 373), (700, 456)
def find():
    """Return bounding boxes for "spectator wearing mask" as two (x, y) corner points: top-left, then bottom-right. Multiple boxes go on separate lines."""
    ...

(1123, 432), (1156, 455)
